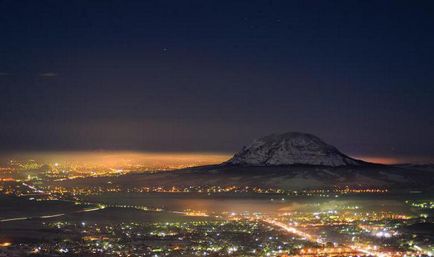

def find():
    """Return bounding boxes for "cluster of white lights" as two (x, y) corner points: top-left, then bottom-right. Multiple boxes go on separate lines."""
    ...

(375, 231), (392, 238)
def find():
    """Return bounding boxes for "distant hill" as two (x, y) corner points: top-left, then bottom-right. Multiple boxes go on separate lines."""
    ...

(225, 132), (366, 167)
(58, 163), (434, 190)
(394, 163), (434, 172)
(55, 132), (434, 190)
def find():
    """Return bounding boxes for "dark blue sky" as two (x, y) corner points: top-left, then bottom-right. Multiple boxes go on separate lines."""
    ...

(0, 0), (433, 160)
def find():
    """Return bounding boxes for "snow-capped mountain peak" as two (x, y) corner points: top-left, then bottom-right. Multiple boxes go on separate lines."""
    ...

(226, 132), (364, 167)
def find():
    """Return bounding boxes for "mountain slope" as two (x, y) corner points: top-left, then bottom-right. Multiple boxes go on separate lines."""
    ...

(54, 132), (433, 190)
(57, 164), (434, 190)
(226, 132), (365, 167)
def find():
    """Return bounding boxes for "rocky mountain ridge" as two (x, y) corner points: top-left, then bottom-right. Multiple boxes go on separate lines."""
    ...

(226, 132), (364, 167)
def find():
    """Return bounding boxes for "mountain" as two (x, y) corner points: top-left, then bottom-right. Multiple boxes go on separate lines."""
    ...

(61, 163), (434, 191)
(55, 132), (434, 190)
(226, 132), (365, 167)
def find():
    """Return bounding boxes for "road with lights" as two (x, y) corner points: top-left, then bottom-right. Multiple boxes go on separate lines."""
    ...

(260, 217), (392, 257)
(0, 205), (105, 223)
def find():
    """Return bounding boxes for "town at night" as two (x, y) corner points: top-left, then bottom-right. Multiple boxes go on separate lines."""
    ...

(0, 154), (433, 257)
(1, 1), (433, 257)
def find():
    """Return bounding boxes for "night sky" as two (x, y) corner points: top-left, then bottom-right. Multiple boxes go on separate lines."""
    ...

(0, 1), (433, 161)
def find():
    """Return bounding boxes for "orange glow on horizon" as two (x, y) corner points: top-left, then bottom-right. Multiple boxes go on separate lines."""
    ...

(1, 151), (429, 168)
(355, 156), (401, 164)
(0, 151), (232, 170)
